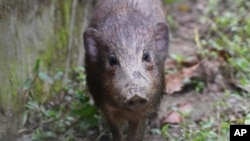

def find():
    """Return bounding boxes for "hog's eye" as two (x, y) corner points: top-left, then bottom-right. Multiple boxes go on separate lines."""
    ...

(109, 54), (119, 66)
(142, 51), (150, 62)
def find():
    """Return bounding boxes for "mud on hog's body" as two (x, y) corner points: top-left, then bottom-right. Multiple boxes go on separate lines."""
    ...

(83, 0), (169, 141)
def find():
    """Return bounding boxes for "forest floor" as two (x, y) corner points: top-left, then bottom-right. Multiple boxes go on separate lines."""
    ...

(18, 0), (250, 141)
(143, 0), (250, 141)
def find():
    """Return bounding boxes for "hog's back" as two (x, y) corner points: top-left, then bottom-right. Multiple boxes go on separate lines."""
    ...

(90, 0), (166, 27)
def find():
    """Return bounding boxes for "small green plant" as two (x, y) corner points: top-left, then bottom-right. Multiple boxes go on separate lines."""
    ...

(244, 114), (250, 124)
(170, 53), (185, 65)
(20, 59), (102, 140)
(161, 124), (170, 139)
(191, 79), (205, 93)
(183, 78), (205, 93)
(201, 0), (250, 88)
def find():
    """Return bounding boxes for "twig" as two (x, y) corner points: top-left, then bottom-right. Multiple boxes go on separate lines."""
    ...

(58, 116), (83, 140)
(97, 130), (109, 141)
(77, 0), (94, 66)
(18, 116), (61, 135)
(63, 0), (78, 85)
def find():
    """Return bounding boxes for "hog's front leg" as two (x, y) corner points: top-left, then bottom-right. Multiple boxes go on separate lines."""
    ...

(127, 119), (146, 141)
(105, 114), (123, 141)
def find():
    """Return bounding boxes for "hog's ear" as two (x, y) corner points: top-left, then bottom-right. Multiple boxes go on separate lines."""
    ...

(154, 23), (169, 53)
(84, 28), (99, 61)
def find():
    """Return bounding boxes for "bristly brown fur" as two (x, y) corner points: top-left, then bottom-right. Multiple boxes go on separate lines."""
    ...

(83, 0), (169, 141)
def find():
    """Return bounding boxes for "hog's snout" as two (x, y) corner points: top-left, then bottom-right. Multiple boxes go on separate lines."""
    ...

(124, 84), (148, 110)
(125, 94), (148, 110)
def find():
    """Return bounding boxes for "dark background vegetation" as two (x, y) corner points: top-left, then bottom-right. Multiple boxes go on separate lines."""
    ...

(0, 0), (249, 141)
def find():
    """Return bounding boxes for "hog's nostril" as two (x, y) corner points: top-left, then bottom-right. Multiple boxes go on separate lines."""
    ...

(127, 101), (134, 106)
(139, 99), (147, 105)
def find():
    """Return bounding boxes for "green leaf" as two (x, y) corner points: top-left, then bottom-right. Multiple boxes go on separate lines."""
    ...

(245, 114), (250, 124)
(43, 131), (57, 138)
(244, 119), (250, 125)
(170, 53), (184, 64)
(22, 111), (28, 126)
(26, 101), (39, 111)
(38, 72), (53, 84)
(33, 59), (41, 72)
(151, 128), (161, 135)
(161, 124), (169, 138)
(54, 71), (64, 80)
(201, 118), (214, 129)
(22, 79), (32, 91)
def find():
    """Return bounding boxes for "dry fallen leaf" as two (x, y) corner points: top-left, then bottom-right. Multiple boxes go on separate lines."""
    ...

(165, 72), (184, 94)
(165, 59), (178, 69)
(161, 111), (182, 125)
(165, 55), (200, 69)
(208, 48), (231, 61)
(182, 63), (200, 78)
(181, 55), (200, 68)
(161, 102), (193, 125)
(165, 63), (200, 94)
(178, 102), (193, 115)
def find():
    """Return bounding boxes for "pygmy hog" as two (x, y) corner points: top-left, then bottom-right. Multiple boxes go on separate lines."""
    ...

(83, 0), (169, 140)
